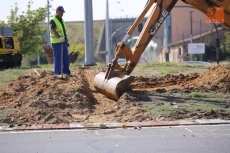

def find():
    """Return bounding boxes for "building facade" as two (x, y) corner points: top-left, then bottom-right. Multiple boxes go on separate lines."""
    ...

(157, 1), (228, 63)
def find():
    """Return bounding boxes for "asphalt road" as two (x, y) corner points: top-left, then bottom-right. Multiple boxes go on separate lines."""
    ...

(0, 124), (230, 153)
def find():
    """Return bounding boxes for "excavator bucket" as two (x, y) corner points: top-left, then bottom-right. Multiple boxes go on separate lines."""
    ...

(93, 71), (133, 101)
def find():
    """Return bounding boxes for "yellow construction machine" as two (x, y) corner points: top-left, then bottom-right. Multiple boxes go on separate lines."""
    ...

(94, 0), (230, 100)
(0, 36), (22, 70)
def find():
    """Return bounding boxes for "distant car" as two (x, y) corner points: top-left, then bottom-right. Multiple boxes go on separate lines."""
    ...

(138, 58), (147, 63)
(118, 58), (147, 65)
(183, 61), (212, 65)
(117, 58), (126, 65)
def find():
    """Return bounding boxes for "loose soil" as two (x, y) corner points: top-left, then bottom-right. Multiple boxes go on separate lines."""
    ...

(0, 65), (230, 127)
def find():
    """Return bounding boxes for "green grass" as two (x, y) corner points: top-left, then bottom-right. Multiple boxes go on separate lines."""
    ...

(191, 103), (224, 111)
(186, 92), (230, 104)
(0, 63), (84, 85)
(188, 92), (208, 98)
(0, 108), (12, 119)
(0, 64), (54, 85)
(145, 105), (176, 117)
(132, 62), (210, 77)
(149, 62), (177, 67)
(157, 67), (185, 76)
(0, 69), (32, 85)
(144, 102), (230, 117)
(190, 103), (230, 113)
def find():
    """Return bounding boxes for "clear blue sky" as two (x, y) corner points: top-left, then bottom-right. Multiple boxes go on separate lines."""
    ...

(0, 0), (148, 22)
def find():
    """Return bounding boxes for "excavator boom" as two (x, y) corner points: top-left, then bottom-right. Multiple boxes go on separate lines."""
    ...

(94, 0), (230, 100)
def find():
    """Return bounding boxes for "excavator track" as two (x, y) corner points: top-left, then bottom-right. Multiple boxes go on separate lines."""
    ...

(0, 54), (22, 70)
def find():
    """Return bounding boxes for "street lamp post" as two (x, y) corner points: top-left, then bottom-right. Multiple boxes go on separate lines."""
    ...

(110, 26), (129, 40)
(47, 0), (50, 45)
(39, 0), (51, 65)
(110, 9), (124, 59)
(105, 0), (121, 63)
(110, 9), (124, 32)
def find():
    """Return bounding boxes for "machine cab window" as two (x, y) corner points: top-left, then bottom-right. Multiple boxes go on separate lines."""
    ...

(4, 37), (14, 49)
(0, 38), (3, 48)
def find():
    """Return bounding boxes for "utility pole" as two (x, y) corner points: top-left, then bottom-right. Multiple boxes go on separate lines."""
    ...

(47, 0), (50, 45)
(182, 33), (184, 59)
(84, 0), (95, 66)
(163, 15), (171, 62)
(38, 0), (50, 65)
(163, 19), (168, 62)
(213, 23), (220, 65)
(177, 25), (178, 41)
(105, 0), (111, 64)
(200, 19), (203, 61)
(200, 20), (202, 43)
(189, 11), (193, 61)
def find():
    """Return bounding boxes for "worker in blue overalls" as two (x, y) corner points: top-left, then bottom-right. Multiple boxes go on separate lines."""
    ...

(50, 6), (71, 76)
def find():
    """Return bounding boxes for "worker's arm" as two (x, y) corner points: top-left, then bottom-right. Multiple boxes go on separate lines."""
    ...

(50, 20), (61, 39)
(51, 29), (61, 39)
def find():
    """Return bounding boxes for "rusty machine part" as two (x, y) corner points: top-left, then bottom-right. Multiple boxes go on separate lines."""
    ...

(69, 51), (80, 63)
(42, 44), (54, 64)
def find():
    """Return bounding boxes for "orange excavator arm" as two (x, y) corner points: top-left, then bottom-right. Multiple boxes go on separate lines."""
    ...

(94, 0), (230, 101)
(112, 0), (178, 73)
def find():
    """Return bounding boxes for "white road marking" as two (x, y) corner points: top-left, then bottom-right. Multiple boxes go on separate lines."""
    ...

(203, 127), (215, 132)
(185, 128), (193, 133)
(95, 131), (99, 135)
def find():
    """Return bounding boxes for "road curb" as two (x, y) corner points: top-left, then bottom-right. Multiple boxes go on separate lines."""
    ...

(0, 119), (230, 132)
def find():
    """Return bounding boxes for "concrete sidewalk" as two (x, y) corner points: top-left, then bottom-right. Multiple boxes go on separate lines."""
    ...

(1, 119), (230, 131)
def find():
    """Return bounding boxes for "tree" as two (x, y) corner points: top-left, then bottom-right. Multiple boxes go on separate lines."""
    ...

(220, 32), (230, 60)
(6, 1), (47, 55)
(203, 35), (216, 61)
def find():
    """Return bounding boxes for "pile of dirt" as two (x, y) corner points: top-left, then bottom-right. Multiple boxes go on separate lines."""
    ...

(189, 65), (230, 93)
(0, 65), (229, 126)
(131, 65), (230, 93)
(0, 67), (152, 126)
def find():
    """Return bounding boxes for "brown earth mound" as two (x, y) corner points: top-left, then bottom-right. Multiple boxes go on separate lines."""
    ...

(190, 65), (230, 93)
(131, 65), (230, 93)
(0, 65), (229, 126)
